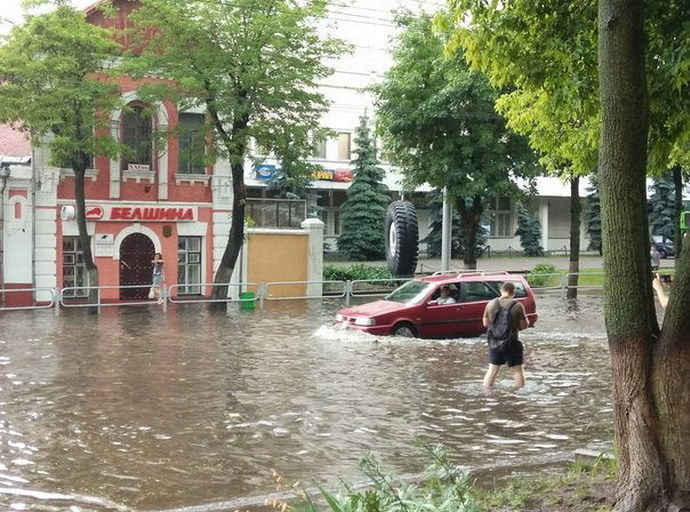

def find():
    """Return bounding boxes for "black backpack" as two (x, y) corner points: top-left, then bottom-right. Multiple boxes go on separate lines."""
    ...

(487, 300), (518, 351)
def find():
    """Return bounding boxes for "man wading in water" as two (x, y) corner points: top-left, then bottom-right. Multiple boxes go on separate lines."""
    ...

(482, 282), (529, 390)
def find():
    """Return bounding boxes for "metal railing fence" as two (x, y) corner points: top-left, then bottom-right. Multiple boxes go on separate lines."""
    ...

(0, 287), (56, 312)
(0, 271), (628, 316)
(167, 282), (259, 305)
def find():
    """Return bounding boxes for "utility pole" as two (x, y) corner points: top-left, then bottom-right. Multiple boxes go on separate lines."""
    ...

(441, 187), (452, 272)
(0, 161), (11, 307)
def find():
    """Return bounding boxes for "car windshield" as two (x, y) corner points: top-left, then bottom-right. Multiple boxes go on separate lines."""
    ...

(385, 279), (433, 304)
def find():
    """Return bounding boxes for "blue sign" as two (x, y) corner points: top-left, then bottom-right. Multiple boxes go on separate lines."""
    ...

(255, 164), (277, 179)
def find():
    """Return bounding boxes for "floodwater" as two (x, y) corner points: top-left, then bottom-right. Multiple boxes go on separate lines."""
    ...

(0, 292), (614, 511)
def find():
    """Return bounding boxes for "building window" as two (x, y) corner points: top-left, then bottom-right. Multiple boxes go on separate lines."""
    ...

(246, 199), (306, 228)
(337, 132), (351, 160)
(489, 196), (513, 237)
(178, 236), (202, 295)
(312, 135), (327, 159)
(178, 113), (206, 174)
(62, 236), (89, 297)
(122, 105), (152, 171)
(57, 153), (95, 170)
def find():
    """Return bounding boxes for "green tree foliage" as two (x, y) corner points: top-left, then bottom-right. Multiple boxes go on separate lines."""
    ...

(375, 12), (538, 269)
(0, 1), (123, 303)
(441, 0), (690, 175)
(585, 175), (603, 255)
(649, 171), (676, 242)
(267, 134), (320, 217)
(123, 0), (346, 298)
(514, 204), (544, 257)
(337, 117), (389, 261)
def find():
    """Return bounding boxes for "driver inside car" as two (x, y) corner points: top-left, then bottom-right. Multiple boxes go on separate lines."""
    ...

(433, 285), (457, 305)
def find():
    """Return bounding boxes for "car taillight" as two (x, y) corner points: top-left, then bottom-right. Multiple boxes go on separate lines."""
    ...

(354, 317), (376, 326)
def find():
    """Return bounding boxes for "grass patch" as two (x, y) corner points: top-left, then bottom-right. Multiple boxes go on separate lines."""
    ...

(527, 265), (605, 289)
(323, 264), (394, 282)
(288, 447), (615, 512)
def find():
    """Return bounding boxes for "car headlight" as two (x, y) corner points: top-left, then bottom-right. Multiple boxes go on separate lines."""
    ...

(354, 317), (376, 326)
(335, 314), (344, 322)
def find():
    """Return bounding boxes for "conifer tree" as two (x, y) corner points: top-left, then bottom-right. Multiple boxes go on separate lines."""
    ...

(337, 117), (390, 260)
(585, 175), (603, 255)
(649, 171), (676, 241)
(515, 204), (544, 256)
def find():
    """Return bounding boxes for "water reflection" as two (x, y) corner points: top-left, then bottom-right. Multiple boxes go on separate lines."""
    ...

(0, 293), (612, 510)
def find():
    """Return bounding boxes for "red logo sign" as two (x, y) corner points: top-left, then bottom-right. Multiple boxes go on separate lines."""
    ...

(333, 169), (353, 182)
(110, 206), (194, 221)
(85, 206), (104, 220)
(77, 205), (197, 222)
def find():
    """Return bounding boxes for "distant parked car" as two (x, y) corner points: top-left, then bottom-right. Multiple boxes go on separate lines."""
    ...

(334, 272), (538, 339)
(653, 241), (674, 258)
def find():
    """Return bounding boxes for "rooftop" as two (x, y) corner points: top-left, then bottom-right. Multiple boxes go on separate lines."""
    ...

(0, 124), (31, 158)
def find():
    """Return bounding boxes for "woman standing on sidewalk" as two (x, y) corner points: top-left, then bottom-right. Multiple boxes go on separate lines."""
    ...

(151, 252), (165, 304)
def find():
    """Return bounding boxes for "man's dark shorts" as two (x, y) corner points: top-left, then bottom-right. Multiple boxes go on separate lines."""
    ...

(489, 340), (524, 367)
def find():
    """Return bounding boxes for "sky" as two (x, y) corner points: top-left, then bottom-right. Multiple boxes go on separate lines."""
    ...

(0, 0), (95, 35)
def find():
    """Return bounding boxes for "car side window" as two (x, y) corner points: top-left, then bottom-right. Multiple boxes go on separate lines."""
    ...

(494, 280), (528, 298)
(460, 281), (499, 302)
(430, 283), (460, 302)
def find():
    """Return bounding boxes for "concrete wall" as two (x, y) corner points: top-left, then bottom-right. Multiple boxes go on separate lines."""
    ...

(247, 230), (308, 298)
(246, 219), (324, 298)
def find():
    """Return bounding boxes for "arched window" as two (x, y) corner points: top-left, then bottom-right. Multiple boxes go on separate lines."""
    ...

(122, 105), (152, 170)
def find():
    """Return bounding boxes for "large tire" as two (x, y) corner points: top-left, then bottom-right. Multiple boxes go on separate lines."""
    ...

(385, 201), (419, 277)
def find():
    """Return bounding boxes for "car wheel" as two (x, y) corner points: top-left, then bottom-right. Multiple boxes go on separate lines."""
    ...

(385, 201), (419, 278)
(659, 249), (667, 259)
(391, 322), (417, 338)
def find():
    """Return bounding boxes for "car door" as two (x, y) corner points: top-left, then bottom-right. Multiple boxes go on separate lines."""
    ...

(417, 283), (462, 338)
(455, 281), (501, 336)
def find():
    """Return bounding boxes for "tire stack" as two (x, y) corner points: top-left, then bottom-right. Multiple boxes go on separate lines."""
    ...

(385, 201), (419, 278)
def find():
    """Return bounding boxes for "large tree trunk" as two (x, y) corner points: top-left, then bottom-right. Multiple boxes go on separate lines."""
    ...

(654, 240), (690, 510)
(211, 159), (247, 305)
(598, 1), (677, 510)
(457, 195), (483, 270)
(672, 166), (683, 257)
(74, 166), (99, 311)
(566, 176), (581, 299)
(204, 83), (251, 310)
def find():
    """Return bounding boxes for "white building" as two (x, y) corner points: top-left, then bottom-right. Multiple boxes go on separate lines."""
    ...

(244, 0), (595, 254)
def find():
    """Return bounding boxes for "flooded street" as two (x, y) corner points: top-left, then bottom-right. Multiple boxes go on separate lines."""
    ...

(0, 292), (614, 511)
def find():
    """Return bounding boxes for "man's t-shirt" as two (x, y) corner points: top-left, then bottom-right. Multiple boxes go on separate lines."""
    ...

(483, 297), (527, 333)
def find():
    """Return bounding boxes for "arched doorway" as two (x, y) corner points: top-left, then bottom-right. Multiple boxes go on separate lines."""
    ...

(119, 233), (155, 300)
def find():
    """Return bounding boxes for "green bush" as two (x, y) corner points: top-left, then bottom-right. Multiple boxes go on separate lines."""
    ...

(527, 263), (558, 287)
(293, 447), (480, 512)
(323, 264), (393, 282)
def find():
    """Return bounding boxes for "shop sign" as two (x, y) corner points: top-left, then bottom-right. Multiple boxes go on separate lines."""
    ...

(254, 164), (353, 182)
(255, 164), (277, 179)
(128, 163), (151, 172)
(312, 169), (353, 182)
(94, 233), (114, 257)
(80, 204), (198, 222)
